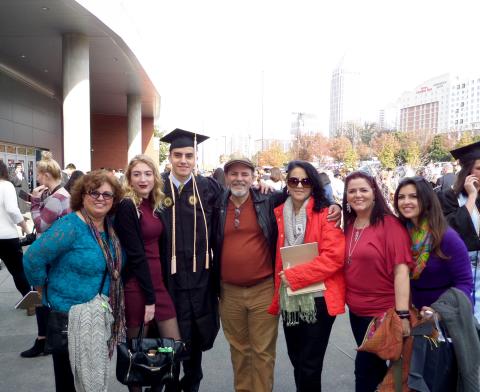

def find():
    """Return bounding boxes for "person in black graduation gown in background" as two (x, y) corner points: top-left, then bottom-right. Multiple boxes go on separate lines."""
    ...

(438, 140), (480, 322)
(159, 129), (222, 392)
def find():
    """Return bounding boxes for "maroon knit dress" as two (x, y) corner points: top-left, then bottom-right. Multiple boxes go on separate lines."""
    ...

(124, 198), (176, 327)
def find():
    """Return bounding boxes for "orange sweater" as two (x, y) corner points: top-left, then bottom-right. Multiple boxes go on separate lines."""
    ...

(268, 198), (346, 316)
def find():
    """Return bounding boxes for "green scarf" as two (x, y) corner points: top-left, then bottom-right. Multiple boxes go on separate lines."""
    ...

(280, 197), (316, 326)
(406, 218), (432, 280)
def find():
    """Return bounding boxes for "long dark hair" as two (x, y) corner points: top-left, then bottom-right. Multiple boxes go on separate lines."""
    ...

(285, 160), (329, 212)
(0, 161), (8, 180)
(453, 159), (475, 195)
(394, 177), (448, 259)
(342, 171), (392, 230)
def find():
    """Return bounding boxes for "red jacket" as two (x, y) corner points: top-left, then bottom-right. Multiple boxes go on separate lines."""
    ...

(268, 198), (346, 316)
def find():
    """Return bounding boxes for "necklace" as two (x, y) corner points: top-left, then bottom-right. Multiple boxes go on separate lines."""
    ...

(347, 219), (369, 265)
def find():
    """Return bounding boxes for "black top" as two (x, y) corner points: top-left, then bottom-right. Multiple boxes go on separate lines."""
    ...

(114, 198), (156, 304)
(439, 189), (480, 251)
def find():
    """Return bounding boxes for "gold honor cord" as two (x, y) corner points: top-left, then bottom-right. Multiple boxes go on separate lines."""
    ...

(167, 132), (209, 275)
(168, 177), (177, 275)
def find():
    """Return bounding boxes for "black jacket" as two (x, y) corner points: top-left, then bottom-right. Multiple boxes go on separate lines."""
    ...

(211, 189), (284, 292)
(439, 189), (480, 251)
(159, 174), (222, 351)
(114, 198), (156, 304)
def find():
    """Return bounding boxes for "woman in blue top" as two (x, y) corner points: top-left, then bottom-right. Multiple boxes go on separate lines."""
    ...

(24, 170), (125, 392)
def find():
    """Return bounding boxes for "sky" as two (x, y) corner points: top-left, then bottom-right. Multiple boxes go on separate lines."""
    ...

(108, 0), (480, 142)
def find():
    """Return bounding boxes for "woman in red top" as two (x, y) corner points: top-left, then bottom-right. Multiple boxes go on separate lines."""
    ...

(268, 160), (345, 392)
(343, 171), (413, 392)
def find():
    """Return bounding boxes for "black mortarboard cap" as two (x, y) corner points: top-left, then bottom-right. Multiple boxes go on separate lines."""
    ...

(450, 141), (480, 164)
(160, 128), (209, 151)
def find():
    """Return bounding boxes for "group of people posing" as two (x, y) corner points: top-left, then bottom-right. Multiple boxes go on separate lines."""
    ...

(1, 129), (480, 392)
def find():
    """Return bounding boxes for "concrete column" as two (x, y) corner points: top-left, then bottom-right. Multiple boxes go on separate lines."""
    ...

(127, 94), (142, 161)
(62, 33), (91, 171)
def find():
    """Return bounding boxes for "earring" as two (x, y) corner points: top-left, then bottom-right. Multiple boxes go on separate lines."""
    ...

(346, 203), (351, 213)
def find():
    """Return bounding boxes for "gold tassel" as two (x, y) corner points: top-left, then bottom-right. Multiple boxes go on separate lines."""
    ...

(193, 254), (197, 272)
(205, 251), (209, 269)
(171, 255), (177, 275)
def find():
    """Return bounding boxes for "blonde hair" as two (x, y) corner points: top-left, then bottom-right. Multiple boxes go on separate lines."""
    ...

(123, 155), (165, 210)
(37, 151), (62, 180)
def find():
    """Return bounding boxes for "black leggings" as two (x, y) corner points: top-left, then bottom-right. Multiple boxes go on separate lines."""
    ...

(349, 311), (388, 392)
(0, 238), (31, 296)
(52, 351), (75, 391)
(283, 297), (336, 392)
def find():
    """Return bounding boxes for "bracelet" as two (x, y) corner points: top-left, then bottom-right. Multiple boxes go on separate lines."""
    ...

(398, 314), (410, 319)
(395, 309), (409, 315)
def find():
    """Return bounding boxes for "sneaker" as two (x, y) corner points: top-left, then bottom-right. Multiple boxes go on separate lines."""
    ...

(20, 338), (49, 358)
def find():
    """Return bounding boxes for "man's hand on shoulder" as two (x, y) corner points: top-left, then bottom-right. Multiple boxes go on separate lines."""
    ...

(254, 180), (275, 194)
(327, 204), (342, 228)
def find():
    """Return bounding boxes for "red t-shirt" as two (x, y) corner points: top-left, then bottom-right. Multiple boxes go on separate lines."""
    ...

(220, 195), (273, 286)
(345, 215), (413, 317)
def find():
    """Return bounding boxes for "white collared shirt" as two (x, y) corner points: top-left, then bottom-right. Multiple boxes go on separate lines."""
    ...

(169, 173), (192, 189)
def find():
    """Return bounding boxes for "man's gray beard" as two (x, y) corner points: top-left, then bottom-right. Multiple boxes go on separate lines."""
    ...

(230, 187), (249, 198)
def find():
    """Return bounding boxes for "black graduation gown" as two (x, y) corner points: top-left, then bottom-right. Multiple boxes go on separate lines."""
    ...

(159, 174), (222, 351)
(439, 189), (480, 251)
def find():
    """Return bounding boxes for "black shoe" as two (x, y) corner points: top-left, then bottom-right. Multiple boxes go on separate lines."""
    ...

(20, 338), (49, 358)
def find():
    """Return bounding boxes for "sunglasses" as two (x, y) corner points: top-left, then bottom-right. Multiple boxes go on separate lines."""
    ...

(87, 190), (114, 201)
(287, 177), (313, 188)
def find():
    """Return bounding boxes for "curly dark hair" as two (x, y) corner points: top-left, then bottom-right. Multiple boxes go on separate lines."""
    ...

(394, 176), (448, 259)
(70, 170), (123, 214)
(342, 170), (392, 231)
(285, 160), (329, 212)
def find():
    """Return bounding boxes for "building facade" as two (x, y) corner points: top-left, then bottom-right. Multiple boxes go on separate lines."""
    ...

(0, 0), (160, 184)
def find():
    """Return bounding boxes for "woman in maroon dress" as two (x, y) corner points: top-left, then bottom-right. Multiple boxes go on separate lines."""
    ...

(115, 155), (180, 392)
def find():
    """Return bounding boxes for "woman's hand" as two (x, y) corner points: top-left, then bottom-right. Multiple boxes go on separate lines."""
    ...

(31, 185), (48, 198)
(279, 271), (291, 288)
(419, 306), (439, 320)
(401, 318), (411, 337)
(144, 304), (155, 323)
(464, 175), (479, 197)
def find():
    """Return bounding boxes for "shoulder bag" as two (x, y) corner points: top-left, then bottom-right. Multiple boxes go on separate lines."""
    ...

(45, 267), (108, 354)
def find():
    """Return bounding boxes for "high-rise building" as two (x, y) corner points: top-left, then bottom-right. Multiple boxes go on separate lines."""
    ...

(329, 56), (362, 138)
(397, 74), (451, 133)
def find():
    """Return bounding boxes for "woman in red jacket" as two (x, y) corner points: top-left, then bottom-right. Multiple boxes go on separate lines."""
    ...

(268, 160), (345, 392)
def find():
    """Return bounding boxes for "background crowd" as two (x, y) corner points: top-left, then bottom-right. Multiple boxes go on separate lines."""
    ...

(0, 131), (479, 392)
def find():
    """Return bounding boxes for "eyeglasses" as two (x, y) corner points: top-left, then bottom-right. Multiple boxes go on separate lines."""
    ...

(234, 207), (241, 229)
(87, 190), (114, 200)
(287, 177), (313, 188)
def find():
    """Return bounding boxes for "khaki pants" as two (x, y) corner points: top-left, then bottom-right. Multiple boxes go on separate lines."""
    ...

(220, 278), (279, 392)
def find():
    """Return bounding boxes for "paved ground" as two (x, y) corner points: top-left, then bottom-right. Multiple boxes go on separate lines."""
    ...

(0, 265), (356, 391)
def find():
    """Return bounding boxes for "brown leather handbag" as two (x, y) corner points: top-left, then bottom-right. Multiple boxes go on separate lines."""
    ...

(358, 308), (404, 361)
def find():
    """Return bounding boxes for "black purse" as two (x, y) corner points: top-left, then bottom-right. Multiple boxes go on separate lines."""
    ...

(46, 310), (69, 354)
(408, 316), (457, 392)
(45, 267), (108, 355)
(18, 229), (36, 247)
(116, 322), (183, 386)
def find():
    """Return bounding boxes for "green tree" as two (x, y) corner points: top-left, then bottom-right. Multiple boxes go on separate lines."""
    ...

(371, 133), (400, 169)
(344, 145), (358, 169)
(405, 141), (422, 167)
(427, 135), (452, 162)
(456, 133), (473, 148)
(154, 128), (170, 164)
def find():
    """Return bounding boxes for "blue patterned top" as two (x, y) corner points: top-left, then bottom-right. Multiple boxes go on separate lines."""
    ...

(23, 212), (113, 312)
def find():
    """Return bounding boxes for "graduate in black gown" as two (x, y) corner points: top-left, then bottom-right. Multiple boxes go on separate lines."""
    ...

(438, 140), (480, 321)
(159, 129), (222, 392)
